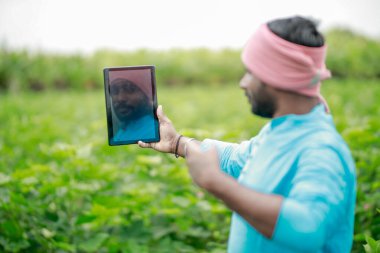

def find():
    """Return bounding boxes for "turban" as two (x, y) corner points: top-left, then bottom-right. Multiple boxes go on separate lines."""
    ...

(109, 69), (153, 99)
(242, 24), (331, 112)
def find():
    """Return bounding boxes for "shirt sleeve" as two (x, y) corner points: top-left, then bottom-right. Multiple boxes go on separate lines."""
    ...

(200, 138), (256, 179)
(272, 146), (350, 252)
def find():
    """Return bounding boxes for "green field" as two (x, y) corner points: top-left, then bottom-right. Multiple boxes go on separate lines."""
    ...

(0, 79), (379, 252)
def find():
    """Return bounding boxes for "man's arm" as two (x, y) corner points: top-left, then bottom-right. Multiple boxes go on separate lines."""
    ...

(138, 105), (253, 179)
(185, 144), (350, 252)
(184, 144), (282, 237)
(206, 171), (283, 238)
(177, 137), (254, 179)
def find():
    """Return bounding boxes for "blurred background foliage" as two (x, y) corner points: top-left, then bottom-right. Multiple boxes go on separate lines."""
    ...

(1, 28), (380, 93)
(0, 28), (379, 253)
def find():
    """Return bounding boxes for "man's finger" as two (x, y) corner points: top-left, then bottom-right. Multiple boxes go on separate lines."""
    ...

(157, 105), (171, 123)
(138, 141), (152, 148)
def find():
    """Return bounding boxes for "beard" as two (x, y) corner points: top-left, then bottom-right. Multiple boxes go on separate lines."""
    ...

(248, 86), (277, 118)
(114, 100), (151, 123)
(251, 98), (276, 118)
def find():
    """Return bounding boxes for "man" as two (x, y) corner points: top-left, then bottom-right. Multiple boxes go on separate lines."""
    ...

(110, 78), (156, 143)
(139, 16), (356, 252)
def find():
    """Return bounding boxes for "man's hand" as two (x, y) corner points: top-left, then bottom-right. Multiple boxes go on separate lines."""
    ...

(138, 105), (179, 153)
(185, 142), (224, 190)
(186, 142), (282, 239)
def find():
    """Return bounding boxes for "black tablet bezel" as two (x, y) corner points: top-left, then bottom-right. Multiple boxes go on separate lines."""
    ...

(103, 65), (160, 146)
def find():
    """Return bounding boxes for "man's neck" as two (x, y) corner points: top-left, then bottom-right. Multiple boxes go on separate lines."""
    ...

(273, 94), (320, 118)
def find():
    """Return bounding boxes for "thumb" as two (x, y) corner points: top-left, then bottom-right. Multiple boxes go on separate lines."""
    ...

(138, 141), (153, 149)
(157, 105), (170, 123)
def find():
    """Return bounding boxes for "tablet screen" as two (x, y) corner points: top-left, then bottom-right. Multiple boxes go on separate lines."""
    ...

(103, 66), (160, 145)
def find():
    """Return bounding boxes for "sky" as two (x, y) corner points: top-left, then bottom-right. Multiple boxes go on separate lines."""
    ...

(0, 0), (379, 53)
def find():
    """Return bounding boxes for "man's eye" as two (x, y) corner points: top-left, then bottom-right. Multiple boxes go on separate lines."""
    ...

(110, 84), (137, 94)
(110, 87), (119, 95)
(130, 86), (137, 92)
(126, 86), (139, 94)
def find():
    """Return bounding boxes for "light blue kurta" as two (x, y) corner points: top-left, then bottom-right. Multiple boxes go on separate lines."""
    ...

(112, 114), (157, 143)
(201, 103), (356, 253)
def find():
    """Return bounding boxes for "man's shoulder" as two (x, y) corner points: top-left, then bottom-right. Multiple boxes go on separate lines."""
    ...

(297, 127), (356, 175)
(304, 126), (349, 151)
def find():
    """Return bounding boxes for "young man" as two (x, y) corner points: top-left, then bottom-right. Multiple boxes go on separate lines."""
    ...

(139, 16), (356, 253)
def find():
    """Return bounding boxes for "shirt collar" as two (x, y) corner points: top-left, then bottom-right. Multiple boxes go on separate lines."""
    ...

(269, 103), (328, 130)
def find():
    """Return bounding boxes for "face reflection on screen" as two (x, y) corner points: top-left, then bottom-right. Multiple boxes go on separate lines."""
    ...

(110, 78), (151, 123)
(109, 77), (156, 143)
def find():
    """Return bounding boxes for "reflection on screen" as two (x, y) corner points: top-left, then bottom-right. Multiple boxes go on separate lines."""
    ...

(108, 68), (158, 144)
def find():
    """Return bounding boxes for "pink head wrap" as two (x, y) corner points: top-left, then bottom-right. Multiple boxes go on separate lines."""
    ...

(242, 24), (331, 112)
(109, 69), (152, 99)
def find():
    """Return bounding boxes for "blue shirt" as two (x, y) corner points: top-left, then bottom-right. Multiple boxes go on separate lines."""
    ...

(201, 103), (356, 253)
(113, 114), (157, 143)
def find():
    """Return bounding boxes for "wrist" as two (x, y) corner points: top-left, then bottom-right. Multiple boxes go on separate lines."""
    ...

(172, 134), (182, 157)
(176, 136), (190, 158)
(178, 137), (198, 158)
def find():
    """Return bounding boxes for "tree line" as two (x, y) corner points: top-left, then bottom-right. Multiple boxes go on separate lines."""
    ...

(0, 28), (379, 92)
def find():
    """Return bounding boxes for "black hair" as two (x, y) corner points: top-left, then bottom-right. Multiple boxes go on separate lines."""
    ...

(267, 16), (324, 47)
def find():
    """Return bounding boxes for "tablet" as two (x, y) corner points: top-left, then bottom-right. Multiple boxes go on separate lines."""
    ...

(103, 65), (160, 146)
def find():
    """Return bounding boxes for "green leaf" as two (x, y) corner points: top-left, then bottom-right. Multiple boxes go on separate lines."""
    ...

(54, 241), (75, 252)
(0, 237), (30, 252)
(76, 214), (97, 225)
(78, 233), (109, 252)
(0, 220), (23, 239)
(0, 173), (11, 185)
(41, 228), (55, 238)
(136, 155), (162, 165)
(171, 196), (190, 208)
(364, 235), (380, 253)
(152, 226), (176, 240)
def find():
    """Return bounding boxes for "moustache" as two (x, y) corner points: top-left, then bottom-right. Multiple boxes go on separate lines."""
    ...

(115, 102), (134, 111)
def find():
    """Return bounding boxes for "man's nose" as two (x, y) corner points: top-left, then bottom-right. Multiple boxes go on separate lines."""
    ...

(239, 73), (251, 89)
(115, 91), (130, 101)
(239, 77), (247, 89)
